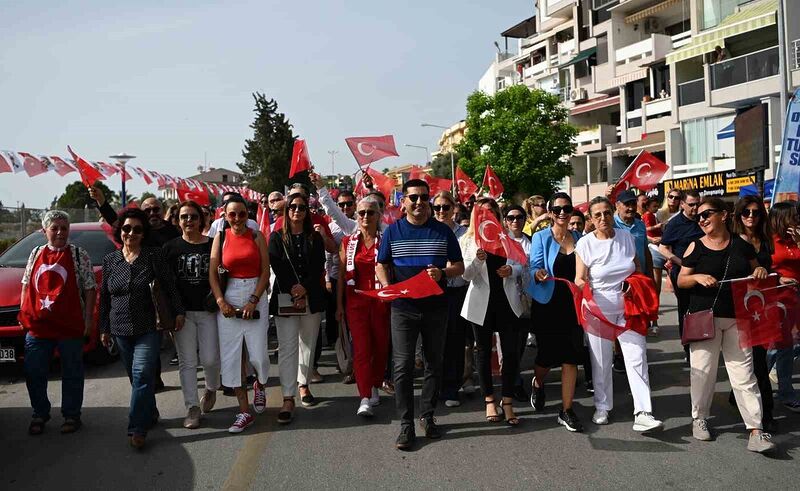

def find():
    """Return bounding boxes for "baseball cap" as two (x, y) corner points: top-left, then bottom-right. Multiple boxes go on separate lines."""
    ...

(617, 190), (638, 204)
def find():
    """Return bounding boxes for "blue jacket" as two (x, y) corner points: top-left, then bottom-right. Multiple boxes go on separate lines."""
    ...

(526, 228), (582, 304)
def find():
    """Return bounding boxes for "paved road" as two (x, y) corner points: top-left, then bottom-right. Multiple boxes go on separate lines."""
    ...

(1, 292), (798, 490)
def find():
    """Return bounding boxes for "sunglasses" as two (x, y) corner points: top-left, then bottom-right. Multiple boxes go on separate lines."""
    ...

(505, 214), (525, 222)
(180, 213), (199, 221)
(668, 195), (681, 200)
(121, 224), (144, 235)
(288, 204), (308, 212)
(337, 201), (355, 208)
(741, 209), (761, 218)
(357, 209), (377, 217)
(406, 194), (430, 203)
(143, 207), (161, 215)
(226, 211), (248, 220)
(433, 204), (451, 212)
(685, 202), (700, 208)
(698, 209), (720, 220)
(550, 205), (574, 215)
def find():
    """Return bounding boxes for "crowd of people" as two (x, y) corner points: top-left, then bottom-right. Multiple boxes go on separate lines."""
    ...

(17, 175), (800, 455)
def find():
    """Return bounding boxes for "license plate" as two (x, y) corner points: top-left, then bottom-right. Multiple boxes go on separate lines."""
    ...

(0, 347), (15, 362)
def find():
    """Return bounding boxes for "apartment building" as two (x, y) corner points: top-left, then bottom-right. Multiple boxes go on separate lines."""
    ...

(478, 0), (799, 201)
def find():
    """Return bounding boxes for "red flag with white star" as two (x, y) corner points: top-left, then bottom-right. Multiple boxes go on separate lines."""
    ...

(610, 150), (669, 201)
(731, 277), (795, 349)
(345, 135), (399, 167)
(357, 270), (443, 301)
(289, 139), (311, 178)
(455, 166), (478, 203)
(482, 164), (504, 199)
(472, 206), (527, 264)
(67, 146), (105, 187)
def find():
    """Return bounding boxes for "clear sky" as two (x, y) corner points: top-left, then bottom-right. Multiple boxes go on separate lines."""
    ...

(0, 0), (533, 208)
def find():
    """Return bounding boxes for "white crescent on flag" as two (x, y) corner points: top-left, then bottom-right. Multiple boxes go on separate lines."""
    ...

(634, 162), (652, 179)
(357, 142), (376, 156)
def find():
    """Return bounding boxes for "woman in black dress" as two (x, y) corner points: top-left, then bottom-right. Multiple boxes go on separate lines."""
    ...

(527, 192), (585, 432)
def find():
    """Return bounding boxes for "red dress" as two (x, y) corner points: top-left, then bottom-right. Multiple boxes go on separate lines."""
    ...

(342, 234), (390, 399)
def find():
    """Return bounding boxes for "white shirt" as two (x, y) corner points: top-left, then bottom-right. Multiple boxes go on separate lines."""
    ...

(206, 217), (259, 237)
(575, 228), (636, 315)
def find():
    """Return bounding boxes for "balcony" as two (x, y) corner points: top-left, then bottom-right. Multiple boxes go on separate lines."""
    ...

(671, 31), (692, 49)
(614, 34), (673, 75)
(644, 97), (671, 118)
(523, 60), (550, 79)
(574, 124), (618, 154)
(678, 78), (705, 106)
(558, 38), (577, 63)
(710, 46), (779, 90)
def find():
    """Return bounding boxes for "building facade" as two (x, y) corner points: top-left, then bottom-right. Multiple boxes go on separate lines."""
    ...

(161, 167), (244, 201)
(479, 0), (799, 201)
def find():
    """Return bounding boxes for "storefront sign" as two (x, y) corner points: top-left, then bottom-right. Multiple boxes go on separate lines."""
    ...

(650, 170), (755, 199)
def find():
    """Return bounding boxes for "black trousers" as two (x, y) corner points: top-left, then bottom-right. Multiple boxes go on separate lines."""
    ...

(753, 346), (774, 421)
(391, 305), (448, 427)
(314, 278), (339, 368)
(473, 302), (521, 399)
(441, 286), (468, 400)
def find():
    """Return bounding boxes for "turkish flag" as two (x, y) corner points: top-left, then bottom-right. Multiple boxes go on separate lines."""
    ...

(67, 146), (105, 187)
(0, 150), (25, 173)
(473, 207), (527, 264)
(94, 161), (119, 178)
(17, 152), (49, 177)
(114, 163), (133, 182)
(580, 282), (628, 341)
(732, 277), (792, 349)
(427, 177), (452, 195)
(382, 204), (402, 225)
(364, 167), (397, 200)
(610, 150), (669, 201)
(482, 164), (504, 199)
(408, 165), (427, 180)
(131, 166), (153, 184)
(177, 185), (211, 206)
(455, 167), (478, 203)
(345, 135), (399, 167)
(289, 139), (311, 178)
(574, 202), (589, 213)
(256, 203), (271, 240)
(357, 270), (443, 301)
(50, 156), (77, 176)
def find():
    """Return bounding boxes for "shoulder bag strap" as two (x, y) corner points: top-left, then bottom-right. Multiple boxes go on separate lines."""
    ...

(708, 239), (732, 311)
(280, 236), (302, 284)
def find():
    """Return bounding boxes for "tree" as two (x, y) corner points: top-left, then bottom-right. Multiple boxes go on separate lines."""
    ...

(56, 181), (117, 209)
(237, 93), (298, 194)
(455, 85), (577, 199)
(430, 153), (460, 179)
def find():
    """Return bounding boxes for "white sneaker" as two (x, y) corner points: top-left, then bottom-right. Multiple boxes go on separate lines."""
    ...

(369, 387), (380, 407)
(632, 412), (663, 432)
(592, 409), (609, 425)
(444, 399), (461, 407)
(769, 367), (778, 385)
(357, 398), (373, 417)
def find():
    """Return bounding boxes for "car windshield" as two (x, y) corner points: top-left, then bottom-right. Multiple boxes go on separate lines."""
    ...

(0, 230), (117, 268)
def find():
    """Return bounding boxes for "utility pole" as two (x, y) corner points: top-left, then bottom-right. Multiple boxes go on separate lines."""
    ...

(327, 150), (339, 175)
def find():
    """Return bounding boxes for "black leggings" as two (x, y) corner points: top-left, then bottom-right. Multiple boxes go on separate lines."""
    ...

(473, 307), (520, 399)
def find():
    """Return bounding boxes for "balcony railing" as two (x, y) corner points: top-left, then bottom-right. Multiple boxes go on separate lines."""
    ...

(678, 78), (705, 106)
(671, 31), (692, 49)
(523, 60), (549, 78)
(710, 46), (779, 90)
(792, 39), (800, 71)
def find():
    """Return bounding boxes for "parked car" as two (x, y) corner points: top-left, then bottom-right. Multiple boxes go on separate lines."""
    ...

(0, 222), (119, 364)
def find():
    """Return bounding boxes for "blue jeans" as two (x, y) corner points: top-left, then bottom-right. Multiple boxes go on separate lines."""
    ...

(767, 346), (799, 403)
(24, 333), (85, 420)
(115, 330), (160, 436)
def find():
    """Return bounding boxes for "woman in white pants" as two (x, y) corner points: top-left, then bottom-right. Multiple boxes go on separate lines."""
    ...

(269, 193), (326, 424)
(575, 196), (663, 433)
(209, 196), (271, 434)
(162, 201), (221, 429)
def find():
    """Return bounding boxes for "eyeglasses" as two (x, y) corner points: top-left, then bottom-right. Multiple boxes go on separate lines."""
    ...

(288, 204), (308, 212)
(180, 213), (199, 222)
(226, 211), (248, 220)
(406, 194), (430, 203)
(698, 209), (720, 220)
(685, 202), (700, 208)
(433, 204), (451, 212)
(121, 224), (144, 235)
(550, 205), (574, 215)
(337, 201), (355, 208)
(741, 209), (761, 218)
(357, 209), (377, 217)
(505, 214), (525, 222)
(533, 203), (546, 208)
(667, 195), (681, 200)
(143, 207), (161, 215)
(592, 210), (613, 219)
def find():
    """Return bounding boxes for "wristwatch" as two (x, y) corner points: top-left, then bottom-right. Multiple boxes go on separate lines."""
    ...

(248, 294), (260, 304)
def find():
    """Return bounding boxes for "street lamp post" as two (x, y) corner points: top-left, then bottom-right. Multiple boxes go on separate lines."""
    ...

(421, 123), (455, 193)
(404, 144), (430, 165)
(327, 150), (339, 175)
(109, 153), (136, 207)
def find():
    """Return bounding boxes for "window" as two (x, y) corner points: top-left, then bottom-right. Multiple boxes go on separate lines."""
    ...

(626, 80), (649, 111)
(702, 0), (753, 30)
(222, 174), (228, 182)
(652, 63), (671, 97)
(683, 115), (735, 165)
(592, 0), (618, 24)
(596, 35), (608, 65)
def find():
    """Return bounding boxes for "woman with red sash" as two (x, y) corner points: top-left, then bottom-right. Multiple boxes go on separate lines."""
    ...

(336, 196), (390, 417)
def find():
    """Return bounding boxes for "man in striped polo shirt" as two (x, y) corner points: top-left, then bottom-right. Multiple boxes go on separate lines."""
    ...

(377, 179), (464, 451)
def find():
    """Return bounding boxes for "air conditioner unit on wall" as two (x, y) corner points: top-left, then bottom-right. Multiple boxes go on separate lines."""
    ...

(570, 88), (588, 102)
(643, 18), (661, 34)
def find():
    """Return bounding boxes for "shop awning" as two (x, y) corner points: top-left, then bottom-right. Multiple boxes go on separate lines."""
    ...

(559, 47), (596, 68)
(610, 68), (648, 87)
(666, 0), (777, 64)
(717, 121), (735, 140)
(625, 0), (681, 24)
(501, 15), (537, 39)
(739, 179), (773, 199)
(570, 95), (620, 115)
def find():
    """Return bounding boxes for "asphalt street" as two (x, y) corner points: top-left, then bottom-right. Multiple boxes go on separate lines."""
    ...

(1, 291), (798, 490)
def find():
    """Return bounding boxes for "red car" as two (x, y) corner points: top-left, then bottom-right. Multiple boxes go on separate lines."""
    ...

(0, 222), (119, 364)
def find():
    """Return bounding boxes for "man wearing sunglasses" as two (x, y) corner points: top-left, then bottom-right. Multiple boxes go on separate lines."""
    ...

(88, 188), (180, 247)
(659, 189), (704, 360)
(206, 192), (259, 238)
(375, 179), (464, 450)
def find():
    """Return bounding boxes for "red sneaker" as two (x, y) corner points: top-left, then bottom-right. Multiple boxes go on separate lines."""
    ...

(228, 412), (254, 433)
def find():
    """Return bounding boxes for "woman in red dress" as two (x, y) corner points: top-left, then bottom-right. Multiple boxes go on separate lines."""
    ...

(336, 196), (390, 417)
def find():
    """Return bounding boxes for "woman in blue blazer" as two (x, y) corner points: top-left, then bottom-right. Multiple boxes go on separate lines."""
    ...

(526, 192), (585, 433)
